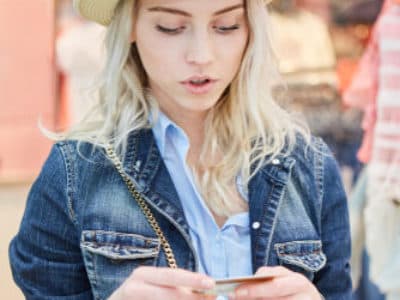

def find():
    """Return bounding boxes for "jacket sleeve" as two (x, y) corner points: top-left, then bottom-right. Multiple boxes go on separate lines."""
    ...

(8, 144), (93, 300)
(314, 141), (352, 299)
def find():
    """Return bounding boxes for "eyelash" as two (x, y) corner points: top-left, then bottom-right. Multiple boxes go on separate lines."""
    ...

(156, 24), (240, 35)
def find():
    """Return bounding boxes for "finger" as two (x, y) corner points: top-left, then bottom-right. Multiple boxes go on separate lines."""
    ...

(235, 272), (309, 299)
(131, 267), (215, 290)
(122, 280), (215, 300)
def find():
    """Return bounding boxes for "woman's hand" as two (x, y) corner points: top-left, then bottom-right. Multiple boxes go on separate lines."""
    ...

(232, 266), (323, 300)
(108, 266), (216, 300)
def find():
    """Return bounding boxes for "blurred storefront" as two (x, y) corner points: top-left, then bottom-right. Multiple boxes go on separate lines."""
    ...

(0, 1), (56, 183)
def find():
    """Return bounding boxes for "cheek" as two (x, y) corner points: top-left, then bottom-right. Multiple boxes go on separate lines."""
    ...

(217, 36), (248, 72)
(136, 37), (179, 82)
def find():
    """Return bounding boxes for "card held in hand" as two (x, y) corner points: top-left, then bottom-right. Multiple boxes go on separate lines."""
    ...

(193, 274), (275, 296)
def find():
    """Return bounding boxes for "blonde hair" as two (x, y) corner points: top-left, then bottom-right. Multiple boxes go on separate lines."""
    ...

(50, 0), (310, 217)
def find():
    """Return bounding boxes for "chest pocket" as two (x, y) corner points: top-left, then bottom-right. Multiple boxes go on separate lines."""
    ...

(80, 230), (160, 300)
(274, 240), (326, 281)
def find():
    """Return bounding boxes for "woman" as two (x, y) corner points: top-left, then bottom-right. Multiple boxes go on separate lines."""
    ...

(9, 0), (352, 299)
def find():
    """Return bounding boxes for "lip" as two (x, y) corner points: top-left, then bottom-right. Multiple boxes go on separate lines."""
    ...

(180, 76), (218, 95)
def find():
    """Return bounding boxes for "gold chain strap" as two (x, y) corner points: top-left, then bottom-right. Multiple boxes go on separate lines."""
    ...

(105, 146), (178, 269)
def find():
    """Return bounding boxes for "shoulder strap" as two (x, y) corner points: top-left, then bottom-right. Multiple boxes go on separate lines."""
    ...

(105, 145), (178, 269)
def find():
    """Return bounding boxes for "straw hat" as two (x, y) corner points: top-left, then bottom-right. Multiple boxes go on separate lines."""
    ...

(73, 0), (273, 26)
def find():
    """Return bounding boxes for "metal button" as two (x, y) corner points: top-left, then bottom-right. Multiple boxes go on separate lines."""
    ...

(252, 221), (261, 230)
(272, 158), (280, 165)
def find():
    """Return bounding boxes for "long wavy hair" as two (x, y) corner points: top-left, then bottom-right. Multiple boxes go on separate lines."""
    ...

(49, 0), (310, 217)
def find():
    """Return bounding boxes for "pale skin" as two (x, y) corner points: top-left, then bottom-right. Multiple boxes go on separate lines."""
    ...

(109, 0), (322, 299)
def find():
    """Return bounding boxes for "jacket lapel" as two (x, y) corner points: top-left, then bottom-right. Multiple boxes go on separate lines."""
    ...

(249, 156), (296, 272)
(121, 129), (190, 234)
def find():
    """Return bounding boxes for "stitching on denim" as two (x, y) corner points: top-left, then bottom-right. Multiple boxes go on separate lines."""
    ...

(82, 246), (100, 300)
(123, 131), (138, 173)
(82, 230), (160, 242)
(274, 240), (322, 246)
(57, 143), (79, 229)
(151, 190), (188, 231)
(274, 240), (327, 272)
(253, 181), (274, 268)
(81, 241), (159, 250)
(140, 137), (161, 186)
(314, 138), (325, 233)
(81, 244), (160, 259)
(265, 186), (286, 265)
(277, 255), (327, 272)
(315, 138), (324, 204)
(274, 240), (322, 249)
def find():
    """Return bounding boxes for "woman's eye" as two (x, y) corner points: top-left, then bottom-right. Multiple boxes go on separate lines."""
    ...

(214, 24), (240, 33)
(156, 25), (184, 35)
(155, 24), (240, 35)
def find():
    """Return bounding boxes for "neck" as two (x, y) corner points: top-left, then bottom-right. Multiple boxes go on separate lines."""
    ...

(159, 106), (208, 165)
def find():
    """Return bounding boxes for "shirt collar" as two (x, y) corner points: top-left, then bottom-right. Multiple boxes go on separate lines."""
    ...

(151, 109), (189, 157)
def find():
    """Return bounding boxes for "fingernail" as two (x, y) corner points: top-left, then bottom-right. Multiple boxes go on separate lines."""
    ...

(201, 278), (215, 289)
(237, 289), (248, 297)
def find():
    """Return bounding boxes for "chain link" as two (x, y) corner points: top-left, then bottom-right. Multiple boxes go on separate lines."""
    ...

(105, 146), (178, 269)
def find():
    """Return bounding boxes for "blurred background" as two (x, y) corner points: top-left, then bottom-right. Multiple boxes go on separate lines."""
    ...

(1, 0), (397, 299)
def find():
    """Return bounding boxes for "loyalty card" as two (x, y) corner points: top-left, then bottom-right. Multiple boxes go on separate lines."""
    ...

(194, 275), (275, 296)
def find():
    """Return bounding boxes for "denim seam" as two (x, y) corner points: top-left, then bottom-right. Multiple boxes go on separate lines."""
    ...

(314, 138), (325, 233)
(254, 182), (275, 266)
(274, 241), (322, 253)
(150, 191), (188, 231)
(139, 137), (160, 187)
(87, 252), (100, 300)
(123, 132), (138, 173)
(81, 242), (159, 250)
(82, 230), (160, 241)
(57, 142), (79, 229)
(264, 187), (285, 265)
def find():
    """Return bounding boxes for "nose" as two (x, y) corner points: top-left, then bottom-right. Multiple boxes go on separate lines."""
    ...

(185, 28), (214, 66)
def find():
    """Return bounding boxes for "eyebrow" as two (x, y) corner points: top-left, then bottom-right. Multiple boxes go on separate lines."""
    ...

(147, 4), (244, 17)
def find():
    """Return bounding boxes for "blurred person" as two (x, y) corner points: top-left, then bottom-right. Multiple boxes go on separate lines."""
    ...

(297, 0), (331, 23)
(9, 0), (352, 299)
(56, 0), (106, 125)
(344, 0), (400, 299)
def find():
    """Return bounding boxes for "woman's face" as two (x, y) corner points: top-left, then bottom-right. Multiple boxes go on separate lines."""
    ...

(133, 0), (249, 119)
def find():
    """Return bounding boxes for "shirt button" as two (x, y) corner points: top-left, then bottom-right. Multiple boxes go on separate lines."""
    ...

(252, 221), (261, 230)
(272, 158), (280, 165)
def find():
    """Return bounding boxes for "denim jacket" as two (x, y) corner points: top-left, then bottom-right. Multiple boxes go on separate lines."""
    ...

(9, 130), (352, 300)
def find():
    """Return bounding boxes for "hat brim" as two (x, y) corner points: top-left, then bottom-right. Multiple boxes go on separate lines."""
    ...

(73, 0), (121, 26)
(74, 0), (273, 26)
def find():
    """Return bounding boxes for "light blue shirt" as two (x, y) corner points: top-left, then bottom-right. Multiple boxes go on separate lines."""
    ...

(151, 111), (253, 281)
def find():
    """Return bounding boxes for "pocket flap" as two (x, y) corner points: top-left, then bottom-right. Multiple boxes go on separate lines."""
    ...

(274, 240), (326, 272)
(81, 230), (160, 260)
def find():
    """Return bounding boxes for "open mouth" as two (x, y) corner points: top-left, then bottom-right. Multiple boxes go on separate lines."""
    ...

(181, 76), (218, 95)
(189, 78), (211, 86)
